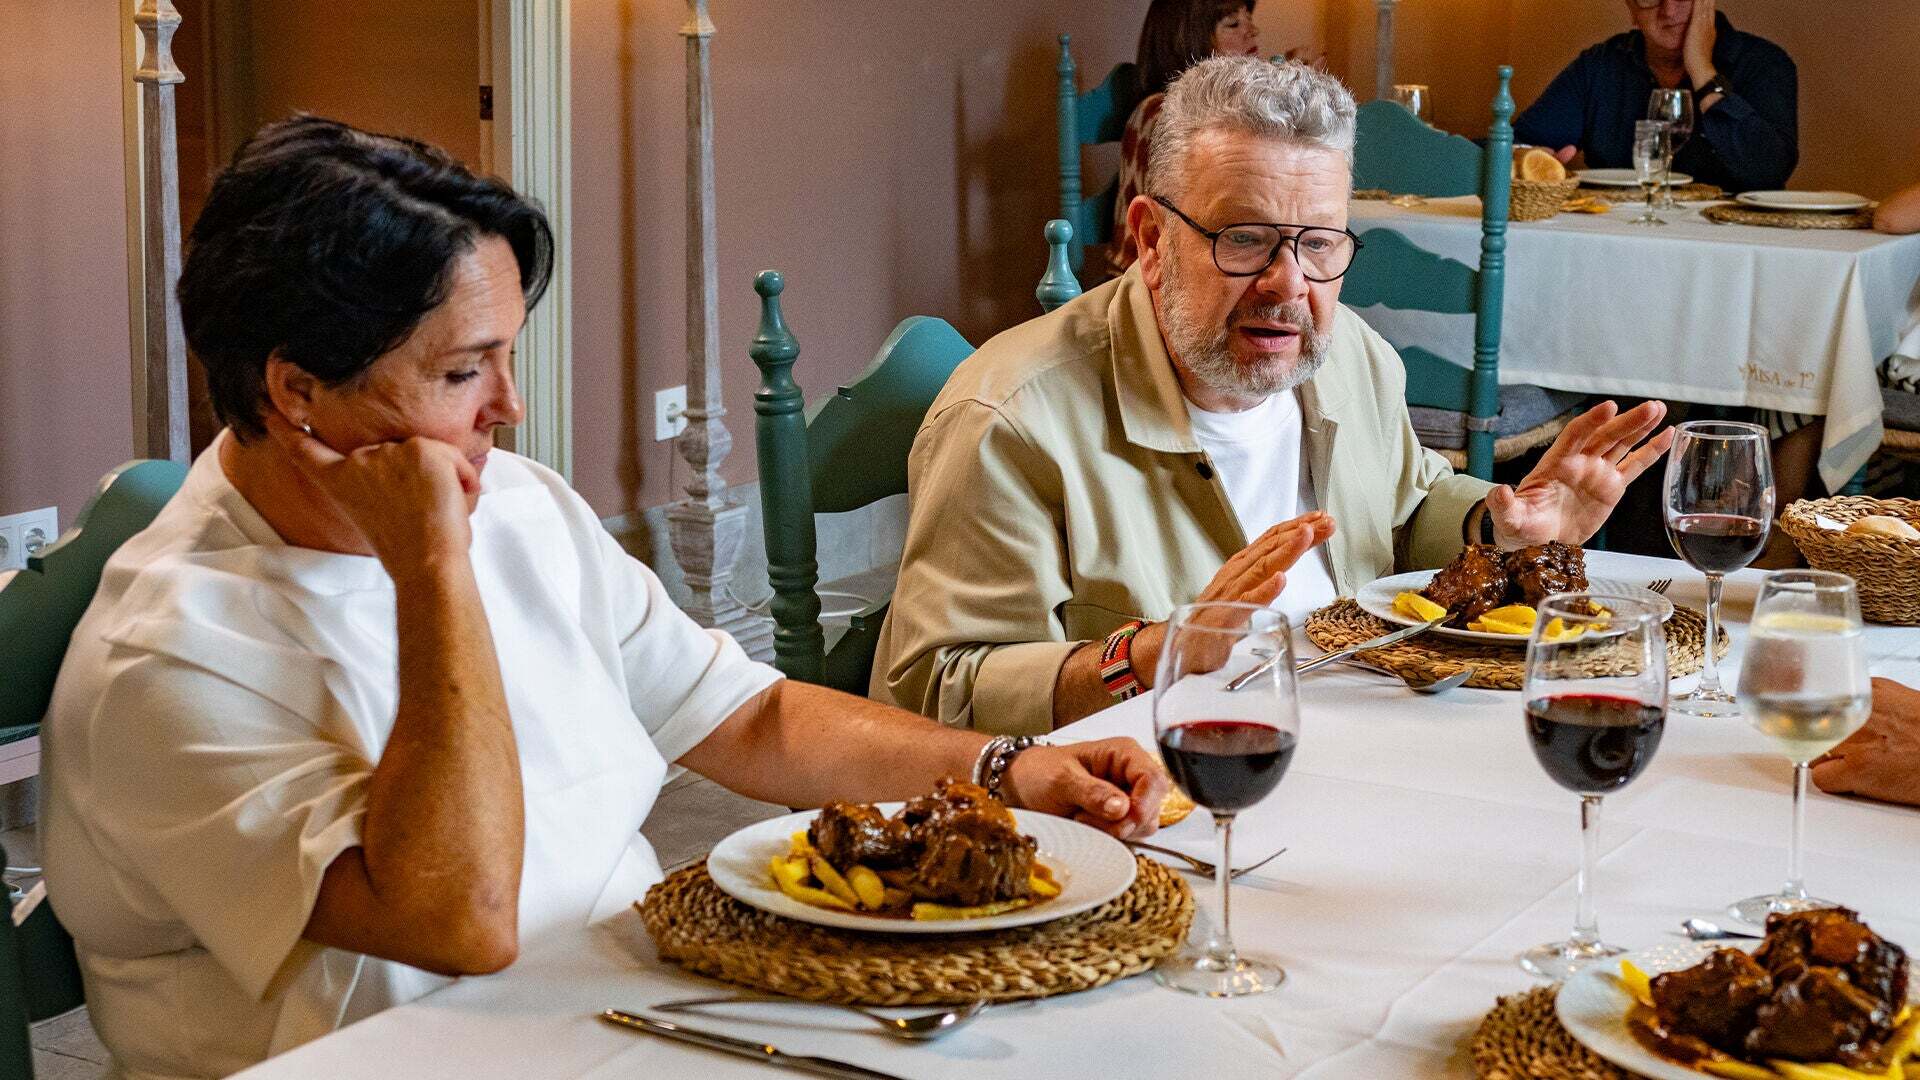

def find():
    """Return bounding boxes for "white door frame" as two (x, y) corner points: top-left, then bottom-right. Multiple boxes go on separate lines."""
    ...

(122, 0), (574, 480)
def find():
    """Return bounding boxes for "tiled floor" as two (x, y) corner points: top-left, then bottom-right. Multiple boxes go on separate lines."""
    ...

(2, 781), (786, 1080)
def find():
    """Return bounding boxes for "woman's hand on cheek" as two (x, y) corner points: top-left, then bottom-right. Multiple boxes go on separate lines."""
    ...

(265, 412), (479, 577)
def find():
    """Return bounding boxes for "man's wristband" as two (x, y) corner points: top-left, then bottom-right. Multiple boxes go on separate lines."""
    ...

(1098, 619), (1149, 701)
(1463, 501), (1497, 545)
(1693, 73), (1728, 106)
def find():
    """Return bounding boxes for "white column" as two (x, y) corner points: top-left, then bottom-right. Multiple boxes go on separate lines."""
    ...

(667, 0), (772, 659)
(132, 0), (189, 464)
(1374, 0), (1398, 101)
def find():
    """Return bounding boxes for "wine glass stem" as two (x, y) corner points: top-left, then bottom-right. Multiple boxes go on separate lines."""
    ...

(1782, 761), (1810, 901)
(1573, 794), (1604, 948)
(1208, 814), (1238, 965)
(1698, 572), (1726, 695)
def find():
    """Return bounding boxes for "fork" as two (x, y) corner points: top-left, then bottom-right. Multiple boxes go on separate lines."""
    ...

(1125, 840), (1287, 879)
(1647, 578), (1673, 595)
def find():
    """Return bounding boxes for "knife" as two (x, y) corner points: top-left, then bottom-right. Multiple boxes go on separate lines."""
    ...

(1225, 614), (1448, 691)
(599, 1010), (911, 1080)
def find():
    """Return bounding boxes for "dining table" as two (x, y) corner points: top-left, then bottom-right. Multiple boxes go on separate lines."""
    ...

(1347, 195), (1920, 493)
(232, 550), (1920, 1079)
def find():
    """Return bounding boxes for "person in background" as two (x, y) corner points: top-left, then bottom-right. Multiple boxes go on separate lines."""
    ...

(1110, 0), (1265, 273)
(1875, 180), (1920, 235)
(1812, 677), (1920, 808)
(1513, 0), (1796, 193)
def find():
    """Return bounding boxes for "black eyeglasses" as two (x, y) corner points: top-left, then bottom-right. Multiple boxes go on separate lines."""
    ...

(1153, 196), (1363, 281)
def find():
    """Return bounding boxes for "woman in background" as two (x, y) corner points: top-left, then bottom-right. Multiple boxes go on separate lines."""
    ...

(1109, 0), (1262, 272)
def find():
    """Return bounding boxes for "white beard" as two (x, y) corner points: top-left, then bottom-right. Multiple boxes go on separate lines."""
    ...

(1160, 243), (1331, 400)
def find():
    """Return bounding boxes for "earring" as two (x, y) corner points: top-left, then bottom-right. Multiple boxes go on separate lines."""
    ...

(299, 423), (313, 436)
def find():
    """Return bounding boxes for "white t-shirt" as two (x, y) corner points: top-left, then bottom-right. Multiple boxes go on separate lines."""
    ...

(41, 433), (781, 1080)
(1185, 391), (1340, 624)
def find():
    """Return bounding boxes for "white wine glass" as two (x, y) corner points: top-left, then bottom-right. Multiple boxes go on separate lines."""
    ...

(1519, 594), (1668, 980)
(1729, 570), (1870, 925)
(1664, 421), (1774, 716)
(1631, 119), (1670, 226)
(1152, 602), (1297, 997)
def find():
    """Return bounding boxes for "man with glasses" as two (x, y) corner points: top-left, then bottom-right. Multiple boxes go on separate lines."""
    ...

(872, 57), (1672, 732)
(1514, 0), (1796, 192)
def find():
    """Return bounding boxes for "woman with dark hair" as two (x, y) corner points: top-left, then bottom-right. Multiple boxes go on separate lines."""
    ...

(40, 116), (1166, 1079)
(1109, 0), (1261, 272)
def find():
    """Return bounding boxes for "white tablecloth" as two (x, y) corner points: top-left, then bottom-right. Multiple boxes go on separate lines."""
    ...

(1348, 197), (1920, 492)
(235, 552), (1920, 1079)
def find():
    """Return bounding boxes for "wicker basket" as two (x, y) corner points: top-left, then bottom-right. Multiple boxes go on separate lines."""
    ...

(1776, 496), (1920, 624)
(1509, 177), (1579, 221)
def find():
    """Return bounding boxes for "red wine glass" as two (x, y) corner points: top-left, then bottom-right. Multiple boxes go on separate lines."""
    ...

(1663, 420), (1774, 717)
(1519, 593), (1668, 980)
(1151, 602), (1297, 997)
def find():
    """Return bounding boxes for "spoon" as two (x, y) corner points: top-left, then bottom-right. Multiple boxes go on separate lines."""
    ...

(650, 995), (987, 1042)
(1680, 917), (1762, 941)
(1336, 659), (1475, 695)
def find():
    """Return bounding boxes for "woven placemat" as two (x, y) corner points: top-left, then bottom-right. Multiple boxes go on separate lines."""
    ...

(1304, 600), (1728, 691)
(638, 856), (1193, 1005)
(1581, 182), (1724, 204)
(1702, 203), (1875, 229)
(1471, 986), (1641, 1080)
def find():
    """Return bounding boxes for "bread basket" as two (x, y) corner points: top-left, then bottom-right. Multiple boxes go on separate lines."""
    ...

(1776, 496), (1920, 624)
(1509, 178), (1579, 222)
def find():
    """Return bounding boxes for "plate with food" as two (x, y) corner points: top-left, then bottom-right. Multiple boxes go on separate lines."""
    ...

(1557, 908), (1917, 1080)
(1578, 167), (1694, 188)
(705, 779), (1137, 933)
(1355, 541), (1674, 645)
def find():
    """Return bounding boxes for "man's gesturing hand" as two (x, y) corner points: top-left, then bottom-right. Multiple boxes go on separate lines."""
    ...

(1486, 401), (1674, 547)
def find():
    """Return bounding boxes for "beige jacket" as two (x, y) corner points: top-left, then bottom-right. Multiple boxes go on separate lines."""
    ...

(871, 267), (1493, 734)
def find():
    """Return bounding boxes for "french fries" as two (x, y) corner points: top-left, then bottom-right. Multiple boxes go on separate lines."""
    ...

(1619, 958), (1654, 1008)
(769, 829), (1057, 920)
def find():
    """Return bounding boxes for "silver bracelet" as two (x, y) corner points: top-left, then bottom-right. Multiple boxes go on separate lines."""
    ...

(972, 735), (1041, 802)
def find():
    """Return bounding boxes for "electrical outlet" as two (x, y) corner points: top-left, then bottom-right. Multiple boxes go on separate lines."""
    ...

(0, 507), (57, 571)
(654, 385), (688, 441)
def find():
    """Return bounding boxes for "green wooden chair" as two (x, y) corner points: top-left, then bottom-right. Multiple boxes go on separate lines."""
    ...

(1345, 66), (1583, 480)
(1036, 219), (1083, 314)
(0, 842), (87, 1080)
(1056, 33), (1138, 276)
(749, 272), (975, 693)
(0, 459), (187, 786)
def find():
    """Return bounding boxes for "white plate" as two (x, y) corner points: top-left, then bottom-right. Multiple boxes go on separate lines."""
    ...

(1558, 942), (1920, 1080)
(1577, 168), (1692, 188)
(1354, 570), (1675, 646)
(706, 804), (1136, 934)
(1735, 189), (1871, 212)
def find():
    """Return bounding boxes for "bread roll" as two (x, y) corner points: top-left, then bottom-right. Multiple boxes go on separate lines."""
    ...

(1845, 514), (1920, 539)
(1159, 785), (1196, 828)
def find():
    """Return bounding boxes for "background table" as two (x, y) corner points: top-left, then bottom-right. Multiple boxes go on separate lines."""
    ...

(235, 552), (1920, 1079)
(1348, 197), (1920, 492)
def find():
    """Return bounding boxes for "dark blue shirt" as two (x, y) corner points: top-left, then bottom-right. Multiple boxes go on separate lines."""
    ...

(1512, 12), (1797, 192)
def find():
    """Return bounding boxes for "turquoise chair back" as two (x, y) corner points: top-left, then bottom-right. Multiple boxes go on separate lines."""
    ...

(1343, 67), (1515, 479)
(749, 272), (975, 692)
(0, 460), (187, 742)
(1056, 33), (1138, 275)
(0, 842), (86, 1079)
(1036, 219), (1083, 313)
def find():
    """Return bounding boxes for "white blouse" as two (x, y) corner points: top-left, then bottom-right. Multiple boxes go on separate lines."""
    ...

(40, 433), (780, 1080)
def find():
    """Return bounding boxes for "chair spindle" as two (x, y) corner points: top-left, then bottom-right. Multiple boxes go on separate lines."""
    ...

(748, 270), (826, 683)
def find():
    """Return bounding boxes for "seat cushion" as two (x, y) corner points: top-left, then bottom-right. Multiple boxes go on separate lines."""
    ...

(1882, 387), (1920, 433)
(1408, 385), (1588, 451)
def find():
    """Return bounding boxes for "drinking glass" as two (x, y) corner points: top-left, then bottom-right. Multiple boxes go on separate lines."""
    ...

(1647, 90), (1694, 209)
(1390, 84), (1432, 122)
(1729, 570), (1870, 925)
(1520, 594), (1668, 980)
(1631, 119), (1670, 226)
(1663, 421), (1774, 716)
(1152, 602), (1298, 997)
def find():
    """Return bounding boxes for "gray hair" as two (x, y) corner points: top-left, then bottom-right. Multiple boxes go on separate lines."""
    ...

(1145, 56), (1357, 200)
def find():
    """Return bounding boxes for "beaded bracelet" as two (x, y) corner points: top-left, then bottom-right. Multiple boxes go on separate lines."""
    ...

(1098, 619), (1149, 701)
(972, 735), (1041, 802)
